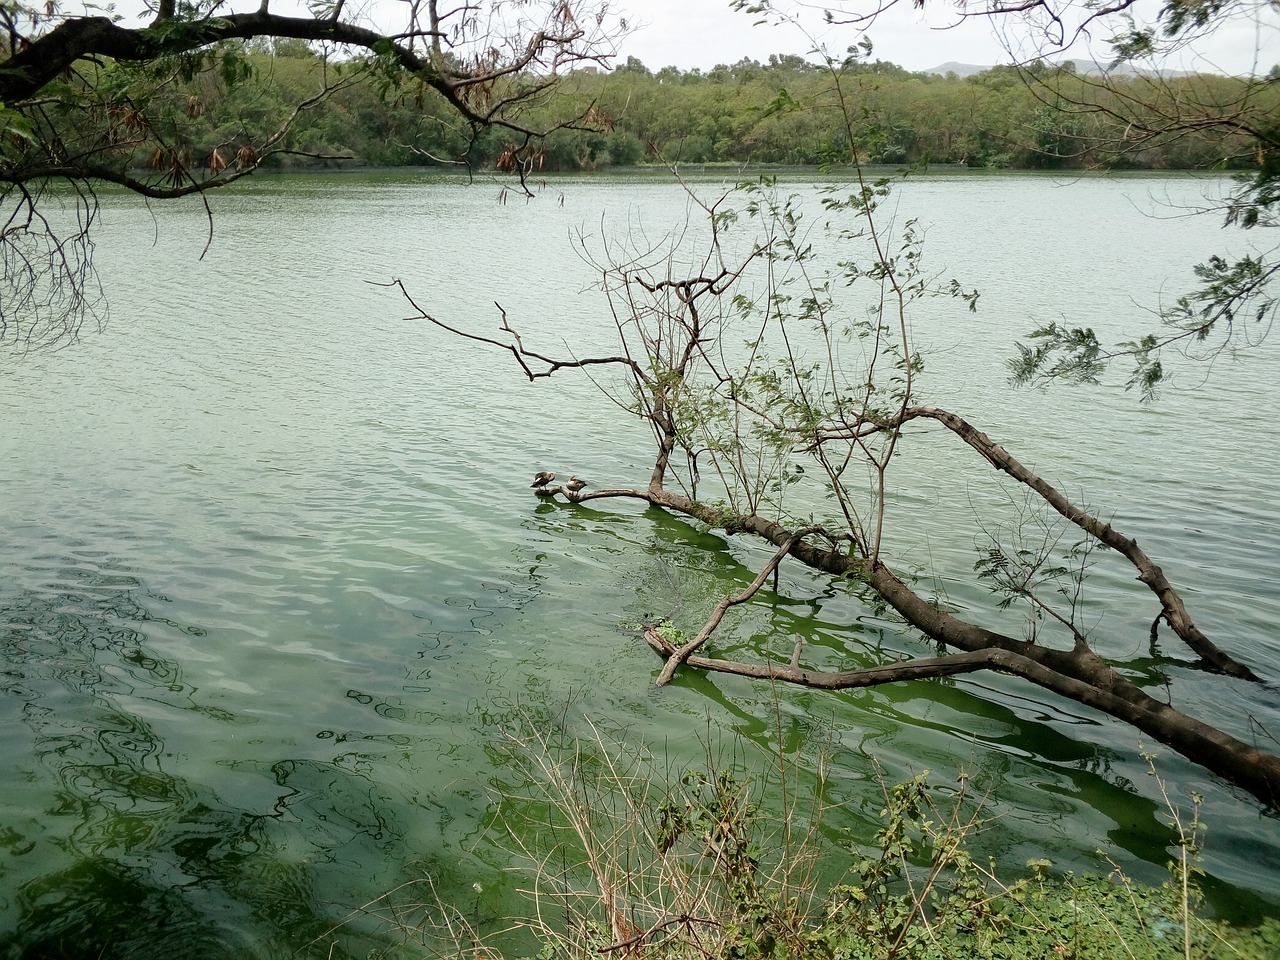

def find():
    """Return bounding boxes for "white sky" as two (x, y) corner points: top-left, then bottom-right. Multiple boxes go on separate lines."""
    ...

(97, 0), (1278, 76)
(611, 0), (1279, 75)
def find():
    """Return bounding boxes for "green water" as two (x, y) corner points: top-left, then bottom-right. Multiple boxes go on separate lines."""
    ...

(1, 171), (1278, 958)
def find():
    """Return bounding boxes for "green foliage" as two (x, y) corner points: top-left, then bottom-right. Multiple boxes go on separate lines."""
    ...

(498, 732), (1280, 960)
(0, 102), (37, 162)
(1008, 324), (1107, 390)
(1164, 254), (1280, 342)
(25, 46), (1267, 175)
(995, 56), (1279, 395)
(815, 772), (1001, 959)
(1009, 246), (1280, 400)
(982, 873), (1280, 960)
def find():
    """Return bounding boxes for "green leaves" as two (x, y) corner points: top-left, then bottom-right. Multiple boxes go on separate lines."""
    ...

(0, 102), (37, 162)
(1159, 0), (1231, 36)
(760, 85), (799, 120)
(1007, 323), (1104, 389)
(1009, 248), (1279, 401)
(1109, 27), (1158, 62)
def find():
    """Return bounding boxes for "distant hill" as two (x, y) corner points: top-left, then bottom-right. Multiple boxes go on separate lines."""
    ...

(923, 58), (1195, 77)
(923, 61), (991, 78)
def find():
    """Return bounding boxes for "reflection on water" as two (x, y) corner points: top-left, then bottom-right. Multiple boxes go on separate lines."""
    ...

(2, 172), (1279, 954)
(0, 578), (412, 957)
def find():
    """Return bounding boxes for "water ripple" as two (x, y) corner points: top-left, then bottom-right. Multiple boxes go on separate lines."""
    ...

(3, 173), (1279, 953)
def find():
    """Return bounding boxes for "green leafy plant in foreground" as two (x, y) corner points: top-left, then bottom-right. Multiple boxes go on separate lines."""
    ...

(327, 722), (1279, 960)
(487, 721), (1280, 960)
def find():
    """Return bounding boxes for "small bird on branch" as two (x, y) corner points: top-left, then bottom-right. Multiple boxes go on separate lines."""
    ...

(566, 475), (587, 493)
(531, 470), (555, 488)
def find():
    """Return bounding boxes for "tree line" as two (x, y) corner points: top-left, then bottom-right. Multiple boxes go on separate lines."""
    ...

(133, 41), (1273, 174)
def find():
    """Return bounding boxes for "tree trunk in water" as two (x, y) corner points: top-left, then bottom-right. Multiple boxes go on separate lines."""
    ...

(618, 486), (1280, 809)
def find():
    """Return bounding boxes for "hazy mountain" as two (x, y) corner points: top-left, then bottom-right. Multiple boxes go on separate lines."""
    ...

(923, 61), (991, 78)
(923, 58), (1195, 77)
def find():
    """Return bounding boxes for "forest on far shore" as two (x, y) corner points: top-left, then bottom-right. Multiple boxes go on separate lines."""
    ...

(74, 40), (1274, 176)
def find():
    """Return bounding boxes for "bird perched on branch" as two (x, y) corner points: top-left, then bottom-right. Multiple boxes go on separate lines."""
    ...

(566, 476), (587, 493)
(531, 471), (555, 488)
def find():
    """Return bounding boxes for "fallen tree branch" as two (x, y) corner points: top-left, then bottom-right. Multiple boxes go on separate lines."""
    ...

(561, 481), (1280, 807)
(896, 405), (1258, 680)
(655, 533), (803, 686)
(408, 169), (1280, 808)
(645, 628), (1006, 687)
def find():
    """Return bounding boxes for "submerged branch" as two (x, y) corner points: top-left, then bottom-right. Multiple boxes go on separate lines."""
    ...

(655, 533), (805, 686)
(645, 629), (1004, 687)
(543, 479), (1280, 807)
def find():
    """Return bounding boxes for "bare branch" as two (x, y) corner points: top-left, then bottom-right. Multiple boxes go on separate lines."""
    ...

(645, 627), (1007, 688)
(655, 533), (805, 686)
(383, 278), (641, 381)
(895, 405), (1259, 679)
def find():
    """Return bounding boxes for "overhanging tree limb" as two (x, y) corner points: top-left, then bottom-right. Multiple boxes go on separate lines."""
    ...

(0, 0), (622, 348)
(0, 10), (597, 132)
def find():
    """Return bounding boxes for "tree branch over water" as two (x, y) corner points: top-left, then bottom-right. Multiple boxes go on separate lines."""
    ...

(401, 159), (1280, 808)
(741, 0), (1280, 394)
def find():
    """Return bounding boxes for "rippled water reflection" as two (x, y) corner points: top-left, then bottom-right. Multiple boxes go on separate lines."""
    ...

(2, 171), (1278, 957)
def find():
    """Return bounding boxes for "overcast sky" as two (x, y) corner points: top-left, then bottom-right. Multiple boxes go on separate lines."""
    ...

(611, 0), (1278, 75)
(97, 0), (1277, 75)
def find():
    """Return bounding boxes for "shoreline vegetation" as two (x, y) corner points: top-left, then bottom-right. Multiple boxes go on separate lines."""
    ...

(353, 725), (1280, 960)
(111, 42), (1271, 178)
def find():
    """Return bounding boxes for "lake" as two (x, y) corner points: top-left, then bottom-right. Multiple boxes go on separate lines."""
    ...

(1, 169), (1277, 958)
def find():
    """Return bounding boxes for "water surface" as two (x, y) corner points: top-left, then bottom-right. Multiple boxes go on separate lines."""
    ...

(2, 170), (1278, 957)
